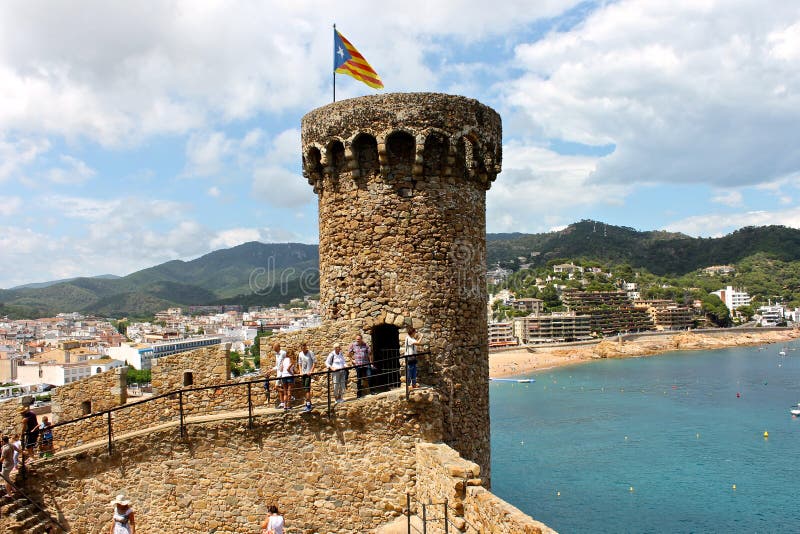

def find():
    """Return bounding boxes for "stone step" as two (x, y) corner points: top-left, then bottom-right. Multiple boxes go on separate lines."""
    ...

(17, 511), (50, 531)
(11, 502), (38, 521)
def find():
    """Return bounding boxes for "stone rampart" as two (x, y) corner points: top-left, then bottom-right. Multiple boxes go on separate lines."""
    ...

(12, 389), (443, 534)
(0, 398), (22, 436)
(152, 343), (231, 393)
(415, 442), (555, 534)
(51, 366), (127, 422)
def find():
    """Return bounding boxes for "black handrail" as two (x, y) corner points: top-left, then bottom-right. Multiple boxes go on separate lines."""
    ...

(1, 472), (69, 532)
(405, 493), (482, 534)
(42, 350), (441, 455)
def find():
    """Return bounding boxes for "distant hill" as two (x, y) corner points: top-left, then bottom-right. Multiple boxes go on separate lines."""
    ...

(10, 274), (120, 290)
(3, 222), (800, 319)
(0, 242), (319, 318)
(486, 220), (800, 275)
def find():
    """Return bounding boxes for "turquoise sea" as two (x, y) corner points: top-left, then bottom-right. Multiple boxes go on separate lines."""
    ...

(490, 341), (800, 533)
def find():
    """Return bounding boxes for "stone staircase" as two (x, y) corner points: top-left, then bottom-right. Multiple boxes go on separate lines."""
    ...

(0, 492), (62, 533)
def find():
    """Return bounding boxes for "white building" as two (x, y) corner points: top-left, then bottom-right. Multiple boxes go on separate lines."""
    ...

(711, 286), (752, 311)
(108, 336), (223, 370)
(15, 358), (124, 386)
(757, 305), (784, 327)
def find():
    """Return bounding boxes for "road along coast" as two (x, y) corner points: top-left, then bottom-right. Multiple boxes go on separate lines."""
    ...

(489, 328), (800, 378)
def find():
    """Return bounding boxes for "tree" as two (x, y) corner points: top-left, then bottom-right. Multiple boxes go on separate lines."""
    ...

(540, 285), (561, 311)
(126, 369), (151, 385)
(250, 329), (272, 369)
(701, 294), (732, 327)
(112, 319), (129, 337)
(736, 305), (755, 321)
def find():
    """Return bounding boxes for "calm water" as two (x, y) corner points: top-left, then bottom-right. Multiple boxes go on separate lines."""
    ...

(491, 341), (800, 533)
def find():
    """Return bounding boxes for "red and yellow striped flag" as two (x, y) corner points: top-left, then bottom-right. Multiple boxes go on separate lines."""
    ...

(334, 29), (383, 90)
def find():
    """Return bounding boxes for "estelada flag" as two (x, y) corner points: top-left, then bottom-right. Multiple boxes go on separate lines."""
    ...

(334, 29), (384, 89)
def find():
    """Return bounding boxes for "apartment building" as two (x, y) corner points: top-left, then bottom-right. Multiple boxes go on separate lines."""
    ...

(562, 290), (654, 335)
(641, 300), (694, 331)
(757, 305), (784, 326)
(15, 358), (124, 386)
(513, 312), (592, 344)
(488, 322), (518, 348)
(510, 298), (545, 314)
(108, 335), (223, 370)
(711, 286), (751, 311)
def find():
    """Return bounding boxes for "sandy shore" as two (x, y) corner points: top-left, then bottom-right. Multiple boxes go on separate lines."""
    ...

(489, 329), (800, 378)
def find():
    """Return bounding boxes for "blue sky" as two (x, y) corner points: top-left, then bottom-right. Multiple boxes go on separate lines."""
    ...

(1, 1), (800, 288)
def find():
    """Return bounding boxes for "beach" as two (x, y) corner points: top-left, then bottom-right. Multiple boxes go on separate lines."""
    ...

(489, 328), (800, 378)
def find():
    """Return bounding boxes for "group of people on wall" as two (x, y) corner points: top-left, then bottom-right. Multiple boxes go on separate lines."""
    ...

(264, 327), (423, 410)
(2, 406), (55, 496)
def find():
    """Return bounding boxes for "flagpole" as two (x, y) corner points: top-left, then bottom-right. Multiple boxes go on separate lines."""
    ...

(333, 23), (336, 103)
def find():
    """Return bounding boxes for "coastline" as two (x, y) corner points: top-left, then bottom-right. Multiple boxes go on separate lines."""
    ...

(489, 328), (800, 378)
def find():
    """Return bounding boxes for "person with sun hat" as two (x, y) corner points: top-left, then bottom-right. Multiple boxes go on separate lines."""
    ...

(109, 494), (135, 534)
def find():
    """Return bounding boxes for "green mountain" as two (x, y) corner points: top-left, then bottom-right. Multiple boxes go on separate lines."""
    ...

(3, 221), (800, 319)
(0, 242), (319, 318)
(487, 220), (800, 275)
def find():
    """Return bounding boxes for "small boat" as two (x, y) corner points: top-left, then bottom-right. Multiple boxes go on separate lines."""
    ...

(779, 350), (787, 356)
(790, 403), (800, 416)
(490, 378), (535, 383)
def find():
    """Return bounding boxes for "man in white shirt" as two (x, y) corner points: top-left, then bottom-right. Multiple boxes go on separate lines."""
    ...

(298, 342), (316, 412)
(325, 343), (347, 403)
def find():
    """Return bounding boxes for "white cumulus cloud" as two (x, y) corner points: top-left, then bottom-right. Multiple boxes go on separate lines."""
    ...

(504, 1), (800, 189)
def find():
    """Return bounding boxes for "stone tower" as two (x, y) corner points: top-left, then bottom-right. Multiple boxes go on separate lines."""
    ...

(301, 92), (502, 477)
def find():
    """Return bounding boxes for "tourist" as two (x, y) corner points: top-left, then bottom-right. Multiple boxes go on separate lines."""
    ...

(39, 416), (54, 458)
(265, 343), (287, 407)
(298, 342), (316, 412)
(11, 434), (21, 470)
(404, 327), (422, 388)
(325, 343), (347, 403)
(347, 333), (373, 398)
(19, 406), (39, 453)
(260, 504), (285, 534)
(109, 494), (135, 534)
(277, 350), (295, 410)
(1, 436), (18, 496)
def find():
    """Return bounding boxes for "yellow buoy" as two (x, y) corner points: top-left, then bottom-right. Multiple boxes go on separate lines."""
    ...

(557, 491), (561, 497)
(764, 431), (769, 439)
(629, 486), (634, 492)
(732, 484), (737, 490)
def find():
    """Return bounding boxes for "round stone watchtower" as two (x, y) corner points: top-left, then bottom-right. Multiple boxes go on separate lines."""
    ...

(301, 92), (502, 476)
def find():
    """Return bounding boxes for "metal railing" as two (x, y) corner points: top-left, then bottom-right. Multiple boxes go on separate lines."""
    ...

(404, 493), (482, 534)
(43, 351), (431, 456)
(1, 471), (68, 532)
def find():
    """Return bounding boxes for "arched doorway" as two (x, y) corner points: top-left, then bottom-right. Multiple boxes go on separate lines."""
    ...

(371, 323), (400, 392)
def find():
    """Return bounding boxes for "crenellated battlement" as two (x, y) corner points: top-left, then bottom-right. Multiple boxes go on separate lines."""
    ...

(301, 93), (502, 193)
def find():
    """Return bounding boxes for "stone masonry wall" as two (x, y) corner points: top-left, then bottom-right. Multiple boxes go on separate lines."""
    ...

(152, 343), (231, 394)
(48, 346), (243, 452)
(11, 389), (444, 534)
(302, 93), (500, 479)
(51, 366), (127, 422)
(0, 398), (22, 436)
(415, 442), (555, 534)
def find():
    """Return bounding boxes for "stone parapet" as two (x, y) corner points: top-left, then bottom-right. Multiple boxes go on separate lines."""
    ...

(9, 389), (444, 534)
(301, 92), (502, 193)
(51, 366), (126, 422)
(415, 442), (555, 534)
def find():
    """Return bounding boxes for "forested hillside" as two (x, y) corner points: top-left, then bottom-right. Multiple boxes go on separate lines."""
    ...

(3, 221), (799, 318)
